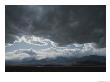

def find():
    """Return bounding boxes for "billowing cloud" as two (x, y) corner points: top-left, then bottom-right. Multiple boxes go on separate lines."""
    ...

(5, 35), (106, 64)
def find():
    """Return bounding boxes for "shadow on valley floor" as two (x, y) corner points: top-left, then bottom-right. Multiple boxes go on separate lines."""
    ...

(5, 64), (106, 72)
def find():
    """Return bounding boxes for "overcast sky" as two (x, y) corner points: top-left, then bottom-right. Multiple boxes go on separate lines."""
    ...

(5, 5), (106, 65)
(5, 5), (106, 47)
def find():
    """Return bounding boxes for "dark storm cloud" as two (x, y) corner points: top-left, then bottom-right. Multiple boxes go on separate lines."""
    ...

(5, 5), (106, 47)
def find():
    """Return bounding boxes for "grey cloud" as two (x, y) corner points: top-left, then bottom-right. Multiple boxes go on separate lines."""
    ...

(5, 5), (106, 47)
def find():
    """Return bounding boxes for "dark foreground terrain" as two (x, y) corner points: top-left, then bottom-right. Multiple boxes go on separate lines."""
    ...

(5, 55), (106, 72)
(5, 65), (106, 72)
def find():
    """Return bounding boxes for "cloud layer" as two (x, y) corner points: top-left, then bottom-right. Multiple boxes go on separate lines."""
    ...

(6, 35), (106, 64)
(5, 5), (106, 47)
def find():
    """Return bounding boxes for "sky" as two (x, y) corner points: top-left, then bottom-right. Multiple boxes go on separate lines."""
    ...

(5, 5), (106, 65)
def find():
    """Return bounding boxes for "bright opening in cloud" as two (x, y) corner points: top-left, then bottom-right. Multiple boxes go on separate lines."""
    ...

(5, 35), (106, 64)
